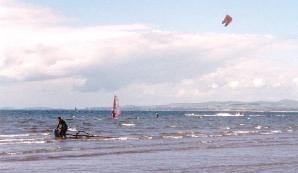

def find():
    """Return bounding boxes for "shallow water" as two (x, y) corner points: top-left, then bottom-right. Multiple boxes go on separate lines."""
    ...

(0, 110), (298, 172)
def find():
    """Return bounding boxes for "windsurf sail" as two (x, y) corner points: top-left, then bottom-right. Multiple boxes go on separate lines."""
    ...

(112, 95), (121, 119)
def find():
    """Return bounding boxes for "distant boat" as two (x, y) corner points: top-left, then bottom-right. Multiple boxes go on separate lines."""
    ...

(112, 95), (121, 119)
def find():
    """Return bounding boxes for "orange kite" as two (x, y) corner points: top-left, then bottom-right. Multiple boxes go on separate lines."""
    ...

(222, 15), (232, 27)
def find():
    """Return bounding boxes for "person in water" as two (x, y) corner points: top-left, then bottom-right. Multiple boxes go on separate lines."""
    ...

(56, 117), (68, 138)
(155, 112), (159, 118)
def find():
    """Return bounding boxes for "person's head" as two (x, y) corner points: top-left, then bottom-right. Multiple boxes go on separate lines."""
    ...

(57, 117), (61, 120)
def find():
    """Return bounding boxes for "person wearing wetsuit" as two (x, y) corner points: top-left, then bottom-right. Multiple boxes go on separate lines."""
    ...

(56, 117), (68, 138)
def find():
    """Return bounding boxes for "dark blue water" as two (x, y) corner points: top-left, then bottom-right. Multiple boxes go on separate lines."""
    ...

(0, 110), (298, 173)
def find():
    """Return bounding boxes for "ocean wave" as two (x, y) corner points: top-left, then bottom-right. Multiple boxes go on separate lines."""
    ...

(103, 136), (139, 141)
(233, 130), (256, 134)
(189, 134), (200, 138)
(0, 132), (50, 145)
(0, 140), (47, 145)
(160, 132), (187, 139)
(40, 133), (50, 136)
(275, 115), (286, 117)
(143, 136), (153, 140)
(187, 132), (208, 138)
(0, 133), (49, 138)
(223, 130), (258, 136)
(271, 130), (282, 133)
(119, 136), (138, 140)
(68, 128), (78, 132)
(185, 113), (244, 117)
(216, 113), (244, 117)
(184, 113), (201, 117)
(209, 134), (223, 137)
(162, 136), (183, 139)
(248, 115), (264, 117)
(121, 123), (136, 127)
(255, 125), (263, 130)
(257, 129), (282, 135)
(0, 134), (30, 138)
(0, 138), (37, 142)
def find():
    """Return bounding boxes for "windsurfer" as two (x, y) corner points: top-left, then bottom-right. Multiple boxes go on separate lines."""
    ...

(56, 117), (68, 138)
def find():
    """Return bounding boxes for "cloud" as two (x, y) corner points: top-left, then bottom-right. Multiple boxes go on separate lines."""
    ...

(0, 0), (64, 26)
(1, 1), (298, 107)
(227, 81), (240, 89)
(253, 78), (265, 88)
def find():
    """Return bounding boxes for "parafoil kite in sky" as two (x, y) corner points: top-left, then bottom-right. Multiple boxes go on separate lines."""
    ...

(222, 15), (232, 27)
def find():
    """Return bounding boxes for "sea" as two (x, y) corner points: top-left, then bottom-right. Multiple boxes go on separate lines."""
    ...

(0, 110), (298, 173)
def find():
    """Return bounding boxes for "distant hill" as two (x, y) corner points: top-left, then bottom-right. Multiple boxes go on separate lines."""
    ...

(121, 100), (298, 111)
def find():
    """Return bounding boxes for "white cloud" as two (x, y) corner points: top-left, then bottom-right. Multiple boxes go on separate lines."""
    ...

(227, 81), (239, 89)
(292, 78), (298, 86)
(1, 1), (298, 107)
(211, 83), (218, 89)
(0, 0), (64, 26)
(253, 78), (265, 88)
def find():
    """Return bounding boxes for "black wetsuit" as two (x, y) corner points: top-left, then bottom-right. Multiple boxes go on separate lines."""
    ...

(57, 119), (68, 137)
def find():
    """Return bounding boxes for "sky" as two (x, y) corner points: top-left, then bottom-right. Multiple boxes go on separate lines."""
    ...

(1, 0), (298, 108)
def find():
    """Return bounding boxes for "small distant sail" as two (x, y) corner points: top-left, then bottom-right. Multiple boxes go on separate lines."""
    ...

(112, 95), (121, 119)
(222, 14), (232, 27)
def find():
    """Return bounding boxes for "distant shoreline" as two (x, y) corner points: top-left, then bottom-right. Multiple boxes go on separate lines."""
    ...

(2, 109), (298, 113)
(2, 99), (298, 112)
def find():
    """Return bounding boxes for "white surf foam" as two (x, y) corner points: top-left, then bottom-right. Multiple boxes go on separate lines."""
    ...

(248, 115), (264, 117)
(0, 140), (46, 145)
(162, 136), (183, 139)
(216, 113), (244, 117)
(271, 130), (282, 133)
(233, 130), (255, 134)
(188, 132), (208, 138)
(184, 113), (201, 117)
(102, 136), (139, 141)
(255, 125), (263, 130)
(68, 128), (78, 132)
(186, 113), (245, 117)
(0, 138), (36, 142)
(121, 123), (135, 127)
(224, 130), (257, 136)
(118, 136), (139, 140)
(0, 134), (30, 138)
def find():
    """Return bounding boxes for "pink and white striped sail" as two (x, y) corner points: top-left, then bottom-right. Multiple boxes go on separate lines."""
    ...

(112, 95), (121, 119)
